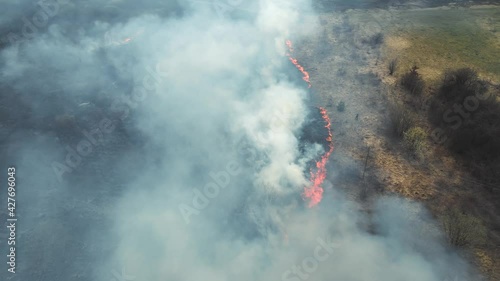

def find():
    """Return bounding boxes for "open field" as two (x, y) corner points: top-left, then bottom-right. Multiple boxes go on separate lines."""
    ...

(385, 6), (499, 83)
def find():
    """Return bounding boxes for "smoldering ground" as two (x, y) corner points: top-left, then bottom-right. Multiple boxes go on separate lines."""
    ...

(0, 0), (482, 281)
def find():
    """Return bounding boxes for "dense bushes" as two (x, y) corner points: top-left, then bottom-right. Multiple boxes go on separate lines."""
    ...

(437, 67), (487, 102)
(428, 67), (500, 186)
(429, 68), (499, 157)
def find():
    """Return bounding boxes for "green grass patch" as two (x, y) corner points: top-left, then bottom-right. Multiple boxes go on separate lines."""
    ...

(389, 7), (500, 82)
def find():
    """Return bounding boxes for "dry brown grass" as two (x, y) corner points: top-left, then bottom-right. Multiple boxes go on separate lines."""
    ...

(374, 6), (500, 279)
(298, 5), (500, 279)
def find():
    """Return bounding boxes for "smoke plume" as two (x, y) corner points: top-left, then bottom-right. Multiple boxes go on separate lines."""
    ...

(0, 1), (480, 281)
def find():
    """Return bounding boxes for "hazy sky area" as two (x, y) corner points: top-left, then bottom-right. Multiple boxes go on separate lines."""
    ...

(0, 0), (483, 281)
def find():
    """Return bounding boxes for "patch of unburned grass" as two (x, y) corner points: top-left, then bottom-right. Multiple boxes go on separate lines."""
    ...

(385, 7), (500, 83)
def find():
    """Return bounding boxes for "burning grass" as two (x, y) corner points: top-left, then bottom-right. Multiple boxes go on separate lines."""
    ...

(286, 40), (334, 207)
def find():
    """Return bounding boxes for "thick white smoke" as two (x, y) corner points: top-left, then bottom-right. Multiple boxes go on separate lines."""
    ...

(0, 1), (481, 281)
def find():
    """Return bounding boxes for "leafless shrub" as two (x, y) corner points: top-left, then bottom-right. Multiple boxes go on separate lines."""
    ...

(389, 101), (415, 137)
(400, 65), (425, 95)
(388, 58), (397, 75)
(441, 207), (487, 247)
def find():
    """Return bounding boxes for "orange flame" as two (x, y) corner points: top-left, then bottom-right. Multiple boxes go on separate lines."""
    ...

(285, 40), (294, 52)
(285, 40), (334, 207)
(303, 107), (334, 207)
(285, 40), (311, 88)
(109, 29), (144, 46)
